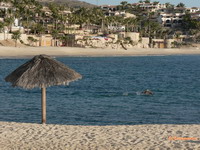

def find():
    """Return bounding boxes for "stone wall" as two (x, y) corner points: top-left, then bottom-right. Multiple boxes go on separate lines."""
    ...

(125, 32), (140, 43)
(0, 33), (57, 47)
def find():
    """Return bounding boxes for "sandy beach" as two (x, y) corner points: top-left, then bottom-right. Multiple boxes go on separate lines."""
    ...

(0, 46), (200, 58)
(0, 122), (200, 149)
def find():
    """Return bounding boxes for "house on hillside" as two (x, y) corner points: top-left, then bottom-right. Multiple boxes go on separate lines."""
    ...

(101, 5), (125, 17)
(187, 7), (200, 13)
(190, 12), (200, 21)
(132, 2), (166, 12)
(0, 2), (11, 20)
(0, 2), (24, 34)
(157, 12), (185, 28)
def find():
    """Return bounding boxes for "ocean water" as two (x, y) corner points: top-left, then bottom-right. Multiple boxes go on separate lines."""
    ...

(0, 55), (200, 125)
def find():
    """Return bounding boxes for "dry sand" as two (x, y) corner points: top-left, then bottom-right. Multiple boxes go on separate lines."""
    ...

(0, 122), (200, 149)
(0, 46), (200, 58)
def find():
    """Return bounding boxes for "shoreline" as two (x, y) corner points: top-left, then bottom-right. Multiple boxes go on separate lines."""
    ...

(0, 121), (200, 149)
(0, 46), (200, 58)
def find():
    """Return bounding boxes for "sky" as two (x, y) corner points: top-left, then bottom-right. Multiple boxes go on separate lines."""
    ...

(81, 0), (200, 7)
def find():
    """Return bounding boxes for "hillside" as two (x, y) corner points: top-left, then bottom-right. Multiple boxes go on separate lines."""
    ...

(37, 0), (96, 8)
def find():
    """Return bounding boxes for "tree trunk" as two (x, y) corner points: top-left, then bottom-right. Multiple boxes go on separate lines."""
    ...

(3, 29), (6, 40)
(41, 87), (46, 124)
(39, 35), (42, 46)
(27, 17), (29, 34)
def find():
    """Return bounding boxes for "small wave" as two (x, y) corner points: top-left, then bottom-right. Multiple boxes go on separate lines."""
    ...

(136, 91), (141, 95)
(122, 92), (129, 96)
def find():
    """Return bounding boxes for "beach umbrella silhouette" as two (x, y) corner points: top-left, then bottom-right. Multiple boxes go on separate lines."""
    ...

(5, 55), (82, 124)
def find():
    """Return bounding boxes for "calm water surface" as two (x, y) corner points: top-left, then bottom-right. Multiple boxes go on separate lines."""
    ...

(0, 55), (200, 125)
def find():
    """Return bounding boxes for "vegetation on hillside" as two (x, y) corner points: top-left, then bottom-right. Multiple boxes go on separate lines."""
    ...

(36, 0), (96, 8)
(0, 0), (199, 46)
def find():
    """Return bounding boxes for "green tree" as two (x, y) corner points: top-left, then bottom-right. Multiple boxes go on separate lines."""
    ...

(11, 30), (21, 47)
(74, 7), (88, 29)
(153, 1), (159, 5)
(144, 0), (151, 3)
(27, 36), (38, 46)
(176, 2), (185, 8)
(119, 1), (128, 10)
(34, 23), (45, 46)
(51, 29), (61, 46)
(0, 22), (4, 33)
(4, 16), (14, 36)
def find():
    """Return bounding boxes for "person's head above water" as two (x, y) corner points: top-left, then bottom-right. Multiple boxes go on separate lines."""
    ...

(142, 89), (153, 95)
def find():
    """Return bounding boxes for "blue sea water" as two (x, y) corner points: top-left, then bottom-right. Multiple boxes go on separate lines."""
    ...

(0, 55), (200, 125)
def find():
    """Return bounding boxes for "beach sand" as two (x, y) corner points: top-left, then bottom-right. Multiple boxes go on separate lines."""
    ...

(0, 46), (200, 58)
(0, 122), (200, 149)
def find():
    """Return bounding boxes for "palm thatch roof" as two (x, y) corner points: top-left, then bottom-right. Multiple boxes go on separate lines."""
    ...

(5, 55), (82, 89)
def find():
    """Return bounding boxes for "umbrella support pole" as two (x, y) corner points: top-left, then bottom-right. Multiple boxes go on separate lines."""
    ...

(41, 87), (46, 124)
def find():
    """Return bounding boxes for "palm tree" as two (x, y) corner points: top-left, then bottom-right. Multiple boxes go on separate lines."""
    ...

(49, 3), (62, 31)
(0, 21), (4, 33)
(4, 16), (14, 36)
(67, 13), (78, 33)
(27, 36), (38, 46)
(148, 21), (162, 47)
(34, 23), (45, 46)
(183, 14), (200, 42)
(18, 0), (39, 34)
(123, 17), (137, 33)
(91, 7), (104, 25)
(144, 0), (151, 3)
(11, 30), (21, 47)
(74, 7), (88, 29)
(153, 1), (159, 5)
(0, 21), (7, 40)
(176, 3), (185, 8)
(120, 1), (128, 10)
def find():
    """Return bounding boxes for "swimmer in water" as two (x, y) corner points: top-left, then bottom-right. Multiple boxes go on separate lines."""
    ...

(142, 89), (153, 95)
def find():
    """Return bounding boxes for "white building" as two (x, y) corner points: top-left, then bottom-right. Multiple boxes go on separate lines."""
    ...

(132, 2), (166, 12)
(0, 2), (11, 19)
(124, 13), (136, 18)
(107, 25), (125, 31)
(190, 12), (200, 21)
(187, 7), (200, 13)
(157, 13), (185, 28)
(0, 2), (11, 8)
(101, 5), (126, 17)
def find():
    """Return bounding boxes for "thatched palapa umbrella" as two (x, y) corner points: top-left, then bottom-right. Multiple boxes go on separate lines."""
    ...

(5, 55), (82, 124)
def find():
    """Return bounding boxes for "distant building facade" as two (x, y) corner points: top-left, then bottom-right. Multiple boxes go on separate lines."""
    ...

(187, 7), (200, 13)
(101, 5), (126, 17)
(157, 12), (185, 28)
(132, 2), (166, 12)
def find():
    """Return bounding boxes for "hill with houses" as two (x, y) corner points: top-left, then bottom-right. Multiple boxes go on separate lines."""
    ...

(0, 0), (199, 48)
